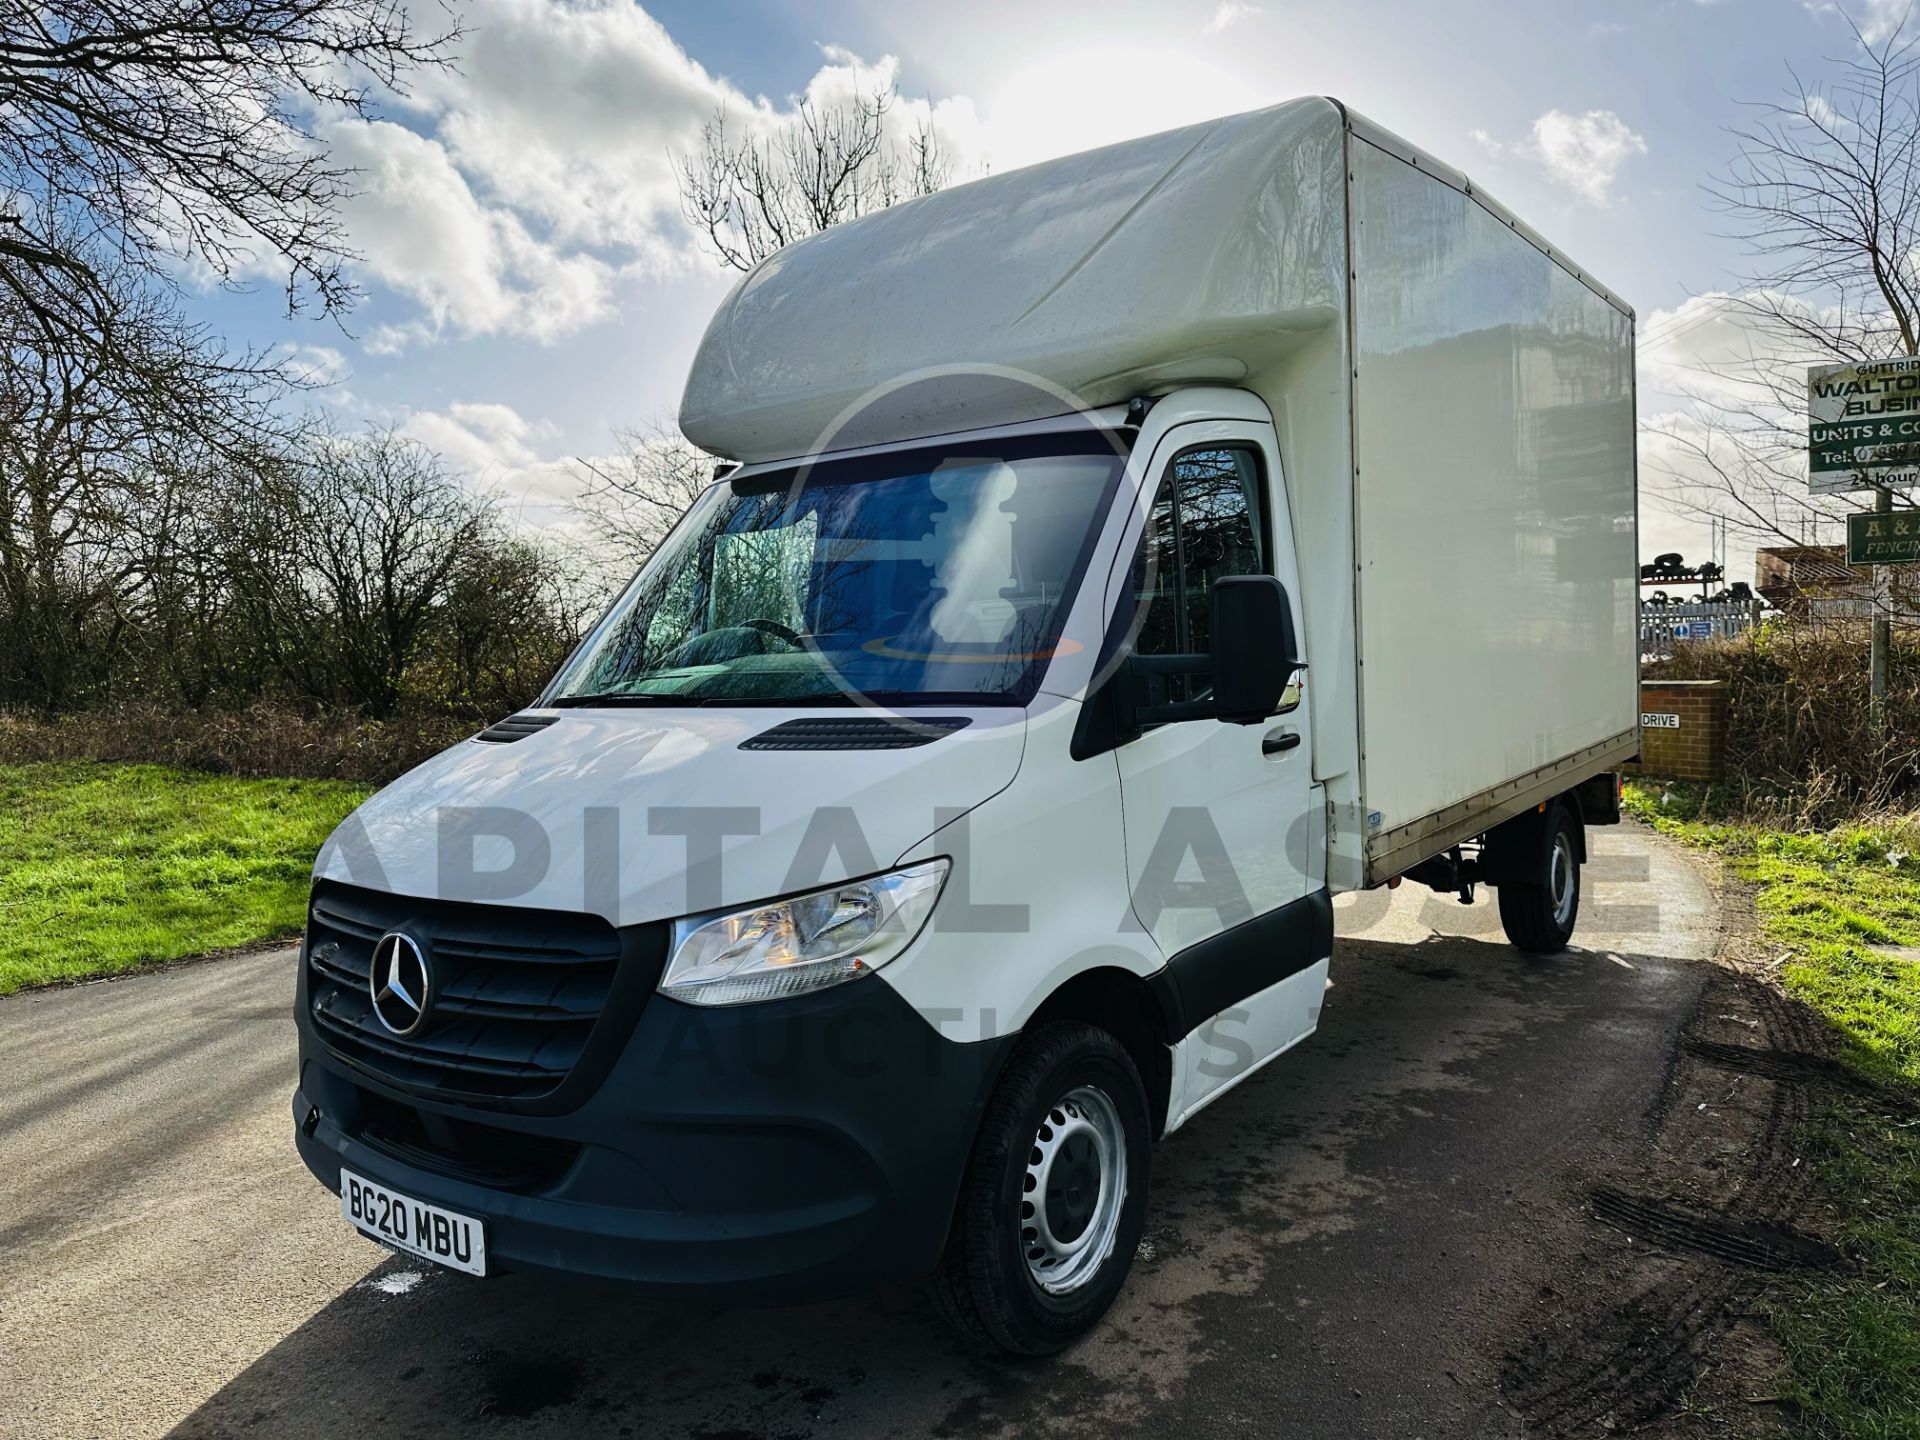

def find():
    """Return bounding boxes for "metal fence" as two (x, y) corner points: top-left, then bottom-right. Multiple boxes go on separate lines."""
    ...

(1638, 599), (1761, 659)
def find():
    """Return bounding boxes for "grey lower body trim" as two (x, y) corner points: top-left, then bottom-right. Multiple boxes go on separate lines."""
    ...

(1363, 729), (1638, 885)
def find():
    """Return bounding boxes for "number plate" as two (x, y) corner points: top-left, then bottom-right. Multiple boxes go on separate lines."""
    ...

(340, 1169), (487, 1276)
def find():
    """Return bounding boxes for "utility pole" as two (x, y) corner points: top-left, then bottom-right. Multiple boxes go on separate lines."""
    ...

(1878, 328), (1919, 731)
(1872, 482), (1891, 727)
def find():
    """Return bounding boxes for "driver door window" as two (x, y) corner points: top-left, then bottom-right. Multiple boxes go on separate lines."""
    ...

(1132, 446), (1267, 705)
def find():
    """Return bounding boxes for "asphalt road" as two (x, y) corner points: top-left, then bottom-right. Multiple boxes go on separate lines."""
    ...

(0, 824), (1720, 1440)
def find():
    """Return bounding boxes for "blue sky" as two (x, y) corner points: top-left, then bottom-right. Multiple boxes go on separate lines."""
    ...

(194, 0), (1899, 571)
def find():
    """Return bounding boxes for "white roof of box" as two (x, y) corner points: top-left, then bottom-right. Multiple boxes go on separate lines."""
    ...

(679, 98), (1349, 464)
(678, 98), (1628, 465)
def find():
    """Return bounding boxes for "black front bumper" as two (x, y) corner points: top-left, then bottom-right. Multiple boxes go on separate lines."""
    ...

(294, 963), (1014, 1304)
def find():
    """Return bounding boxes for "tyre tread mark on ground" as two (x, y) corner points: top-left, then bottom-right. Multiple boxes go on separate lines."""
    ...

(1586, 1187), (1838, 1271)
(1503, 1276), (1733, 1433)
(1684, 1037), (1913, 1110)
(1684, 1038), (1854, 1087)
(1499, 970), (1823, 1436)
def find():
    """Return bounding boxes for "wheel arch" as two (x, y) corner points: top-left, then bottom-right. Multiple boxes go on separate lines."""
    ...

(1024, 966), (1176, 1139)
(1482, 792), (1585, 883)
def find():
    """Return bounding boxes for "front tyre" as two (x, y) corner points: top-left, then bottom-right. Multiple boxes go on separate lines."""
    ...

(1497, 802), (1582, 953)
(930, 1022), (1151, 1355)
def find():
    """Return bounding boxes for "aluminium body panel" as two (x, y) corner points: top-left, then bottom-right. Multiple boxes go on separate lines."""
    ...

(1343, 136), (1638, 884)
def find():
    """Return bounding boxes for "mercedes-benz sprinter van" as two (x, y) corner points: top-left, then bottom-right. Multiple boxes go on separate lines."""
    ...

(293, 98), (1637, 1354)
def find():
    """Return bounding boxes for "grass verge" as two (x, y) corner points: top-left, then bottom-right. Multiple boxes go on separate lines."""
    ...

(1626, 781), (1920, 1438)
(0, 762), (370, 995)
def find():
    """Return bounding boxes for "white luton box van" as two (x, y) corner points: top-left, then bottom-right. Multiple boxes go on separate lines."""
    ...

(293, 97), (1638, 1353)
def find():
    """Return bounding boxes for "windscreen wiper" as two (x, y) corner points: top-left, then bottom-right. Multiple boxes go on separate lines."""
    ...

(548, 692), (707, 707)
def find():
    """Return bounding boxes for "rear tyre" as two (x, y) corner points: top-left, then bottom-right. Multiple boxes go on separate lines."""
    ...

(1496, 803), (1582, 953)
(929, 1022), (1151, 1355)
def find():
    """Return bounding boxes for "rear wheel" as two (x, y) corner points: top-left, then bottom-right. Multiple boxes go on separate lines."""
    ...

(1497, 803), (1582, 953)
(929, 1022), (1150, 1355)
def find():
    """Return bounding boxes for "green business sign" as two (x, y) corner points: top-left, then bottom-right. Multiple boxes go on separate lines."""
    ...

(1847, 509), (1920, 565)
(1809, 358), (1920, 494)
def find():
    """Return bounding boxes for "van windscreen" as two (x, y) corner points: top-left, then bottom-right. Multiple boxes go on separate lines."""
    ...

(548, 434), (1127, 707)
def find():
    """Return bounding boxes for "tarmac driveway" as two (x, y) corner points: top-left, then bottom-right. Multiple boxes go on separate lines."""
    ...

(0, 823), (1722, 1439)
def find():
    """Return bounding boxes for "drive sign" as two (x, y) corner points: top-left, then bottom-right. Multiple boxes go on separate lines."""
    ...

(1809, 358), (1920, 493)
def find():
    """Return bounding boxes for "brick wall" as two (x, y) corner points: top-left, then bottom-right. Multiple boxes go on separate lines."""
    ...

(1624, 680), (1729, 782)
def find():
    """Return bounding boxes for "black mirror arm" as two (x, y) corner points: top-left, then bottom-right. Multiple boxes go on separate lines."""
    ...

(1129, 652), (1210, 678)
(1126, 651), (1214, 727)
(1135, 696), (1221, 726)
(1126, 650), (1308, 728)
(1129, 653), (1308, 677)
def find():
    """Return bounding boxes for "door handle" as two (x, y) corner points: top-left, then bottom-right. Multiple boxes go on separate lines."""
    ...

(1262, 727), (1301, 757)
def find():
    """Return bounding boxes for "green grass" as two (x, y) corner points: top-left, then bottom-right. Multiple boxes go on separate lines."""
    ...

(0, 762), (371, 995)
(1627, 781), (1920, 1438)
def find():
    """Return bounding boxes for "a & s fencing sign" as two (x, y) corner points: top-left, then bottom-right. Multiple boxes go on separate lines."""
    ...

(1809, 357), (1920, 495)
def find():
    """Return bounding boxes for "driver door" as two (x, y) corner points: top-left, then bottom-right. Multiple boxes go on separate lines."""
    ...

(1109, 423), (1322, 1124)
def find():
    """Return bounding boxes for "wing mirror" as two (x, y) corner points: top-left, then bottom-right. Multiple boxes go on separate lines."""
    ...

(1210, 575), (1300, 723)
(1130, 575), (1302, 728)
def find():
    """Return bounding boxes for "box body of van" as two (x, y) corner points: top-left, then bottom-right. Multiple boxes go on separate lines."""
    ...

(292, 98), (1636, 1352)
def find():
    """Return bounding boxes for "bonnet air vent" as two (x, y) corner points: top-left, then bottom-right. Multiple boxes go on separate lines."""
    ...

(739, 716), (971, 752)
(474, 713), (559, 744)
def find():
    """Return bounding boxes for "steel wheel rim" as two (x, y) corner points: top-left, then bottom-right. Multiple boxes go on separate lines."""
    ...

(1550, 831), (1578, 927)
(1020, 1084), (1127, 1295)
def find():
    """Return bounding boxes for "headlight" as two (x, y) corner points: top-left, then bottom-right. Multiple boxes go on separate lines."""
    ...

(659, 860), (949, 1007)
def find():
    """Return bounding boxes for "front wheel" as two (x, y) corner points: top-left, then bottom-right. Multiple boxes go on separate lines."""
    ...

(1497, 802), (1582, 953)
(929, 1022), (1151, 1355)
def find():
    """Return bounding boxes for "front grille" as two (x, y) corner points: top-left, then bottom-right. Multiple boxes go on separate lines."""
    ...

(354, 1087), (580, 1192)
(305, 881), (654, 1106)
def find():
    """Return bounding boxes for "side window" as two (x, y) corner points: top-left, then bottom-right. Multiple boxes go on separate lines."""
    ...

(1131, 446), (1268, 705)
(1171, 448), (1265, 657)
(1131, 483), (1182, 663)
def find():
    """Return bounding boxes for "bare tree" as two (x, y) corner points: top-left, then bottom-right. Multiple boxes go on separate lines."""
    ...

(434, 528), (600, 716)
(572, 420), (720, 569)
(221, 426), (491, 718)
(0, 0), (456, 364)
(677, 83), (949, 272)
(1644, 15), (1920, 661)
(0, 243), (289, 710)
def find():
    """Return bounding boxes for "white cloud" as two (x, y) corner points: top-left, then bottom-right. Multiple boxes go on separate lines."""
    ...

(280, 343), (350, 387)
(326, 118), (616, 347)
(1861, 0), (1907, 37)
(1802, 0), (1912, 42)
(401, 399), (604, 532)
(1204, 2), (1263, 34)
(1638, 290), (1841, 405)
(1640, 293), (1772, 403)
(395, 0), (729, 259)
(1530, 108), (1647, 205)
(1802, 93), (1851, 129)
(1633, 288), (1864, 573)
(789, 47), (986, 179)
(1467, 108), (1646, 203)
(1635, 417), (1761, 578)
(402, 401), (551, 477)
(982, 46), (1263, 170)
(320, 3), (983, 354)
